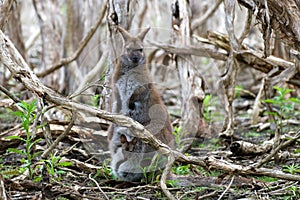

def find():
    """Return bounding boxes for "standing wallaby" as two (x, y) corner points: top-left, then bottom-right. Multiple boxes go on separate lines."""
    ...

(108, 26), (175, 182)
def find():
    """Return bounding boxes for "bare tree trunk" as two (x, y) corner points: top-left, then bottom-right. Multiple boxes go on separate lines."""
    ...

(33, 0), (64, 92)
(7, 1), (26, 60)
(0, 0), (21, 88)
(64, 0), (104, 96)
(172, 0), (206, 151)
(64, 0), (81, 94)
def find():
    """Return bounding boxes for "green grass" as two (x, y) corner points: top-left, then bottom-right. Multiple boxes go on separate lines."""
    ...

(254, 176), (278, 182)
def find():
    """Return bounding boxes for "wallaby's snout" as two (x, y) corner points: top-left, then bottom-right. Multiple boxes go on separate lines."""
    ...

(128, 46), (143, 63)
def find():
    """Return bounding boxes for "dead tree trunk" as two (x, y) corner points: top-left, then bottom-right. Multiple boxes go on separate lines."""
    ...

(7, 1), (26, 60)
(33, 0), (64, 92)
(172, 0), (206, 151)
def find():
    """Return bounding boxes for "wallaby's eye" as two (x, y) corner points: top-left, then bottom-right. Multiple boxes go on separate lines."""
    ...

(138, 48), (143, 52)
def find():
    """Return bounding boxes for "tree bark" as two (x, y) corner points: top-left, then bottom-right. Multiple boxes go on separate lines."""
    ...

(238, 0), (300, 51)
(33, 0), (64, 92)
(7, 1), (26, 60)
(172, 0), (206, 151)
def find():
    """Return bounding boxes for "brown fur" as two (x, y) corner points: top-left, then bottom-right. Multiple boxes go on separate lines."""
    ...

(108, 26), (175, 182)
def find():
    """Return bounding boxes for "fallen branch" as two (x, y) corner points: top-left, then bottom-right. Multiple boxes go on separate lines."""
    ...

(151, 32), (300, 87)
(88, 174), (109, 200)
(217, 175), (234, 200)
(41, 112), (76, 159)
(230, 139), (273, 156)
(160, 154), (176, 200)
(255, 131), (300, 168)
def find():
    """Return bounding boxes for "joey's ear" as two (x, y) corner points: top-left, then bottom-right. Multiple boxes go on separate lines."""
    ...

(120, 134), (127, 144)
(117, 26), (132, 42)
(137, 27), (150, 41)
(132, 137), (137, 145)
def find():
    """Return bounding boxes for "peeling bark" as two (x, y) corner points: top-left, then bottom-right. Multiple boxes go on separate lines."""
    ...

(172, 0), (206, 151)
(238, 0), (300, 51)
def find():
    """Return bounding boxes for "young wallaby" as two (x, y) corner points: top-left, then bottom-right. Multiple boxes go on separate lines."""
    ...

(108, 26), (175, 182)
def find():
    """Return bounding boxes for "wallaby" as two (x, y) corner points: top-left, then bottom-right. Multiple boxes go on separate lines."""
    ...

(108, 26), (175, 182)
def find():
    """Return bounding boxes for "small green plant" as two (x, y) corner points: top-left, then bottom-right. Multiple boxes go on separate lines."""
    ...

(172, 164), (190, 175)
(141, 155), (165, 184)
(172, 126), (182, 148)
(263, 86), (300, 134)
(43, 154), (73, 180)
(244, 131), (260, 138)
(198, 138), (220, 151)
(6, 100), (43, 179)
(235, 85), (243, 98)
(287, 185), (300, 199)
(166, 179), (179, 188)
(254, 176), (278, 182)
(283, 163), (300, 175)
(91, 94), (100, 107)
(203, 94), (212, 121)
(294, 148), (300, 153)
(93, 160), (112, 180)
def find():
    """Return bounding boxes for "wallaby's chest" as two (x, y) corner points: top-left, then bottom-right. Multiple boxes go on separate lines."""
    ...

(115, 70), (150, 105)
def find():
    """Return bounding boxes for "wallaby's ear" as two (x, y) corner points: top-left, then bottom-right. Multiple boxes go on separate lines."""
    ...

(117, 26), (131, 42)
(137, 27), (150, 41)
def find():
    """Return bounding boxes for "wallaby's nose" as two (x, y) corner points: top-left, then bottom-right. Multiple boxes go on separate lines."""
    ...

(131, 51), (141, 63)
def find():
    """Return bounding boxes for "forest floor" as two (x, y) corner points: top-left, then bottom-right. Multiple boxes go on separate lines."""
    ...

(1, 92), (300, 200)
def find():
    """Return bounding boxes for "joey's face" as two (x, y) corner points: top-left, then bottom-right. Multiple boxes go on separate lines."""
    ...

(124, 38), (145, 64)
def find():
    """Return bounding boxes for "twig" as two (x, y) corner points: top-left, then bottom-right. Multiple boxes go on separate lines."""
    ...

(217, 175), (234, 200)
(196, 191), (218, 200)
(267, 181), (299, 195)
(25, 29), (40, 50)
(70, 50), (109, 99)
(88, 174), (109, 200)
(41, 112), (76, 158)
(160, 153), (176, 200)
(238, 9), (252, 45)
(0, 0), (14, 29)
(36, 4), (107, 78)
(150, 40), (228, 61)
(251, 78), (265, 124)
(255, 129), (300, 168)
(191, 0), (223, 30)
(59, 142), (79, 157)
(0, 175), (7, 200)
(0, 84), (21, 103)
